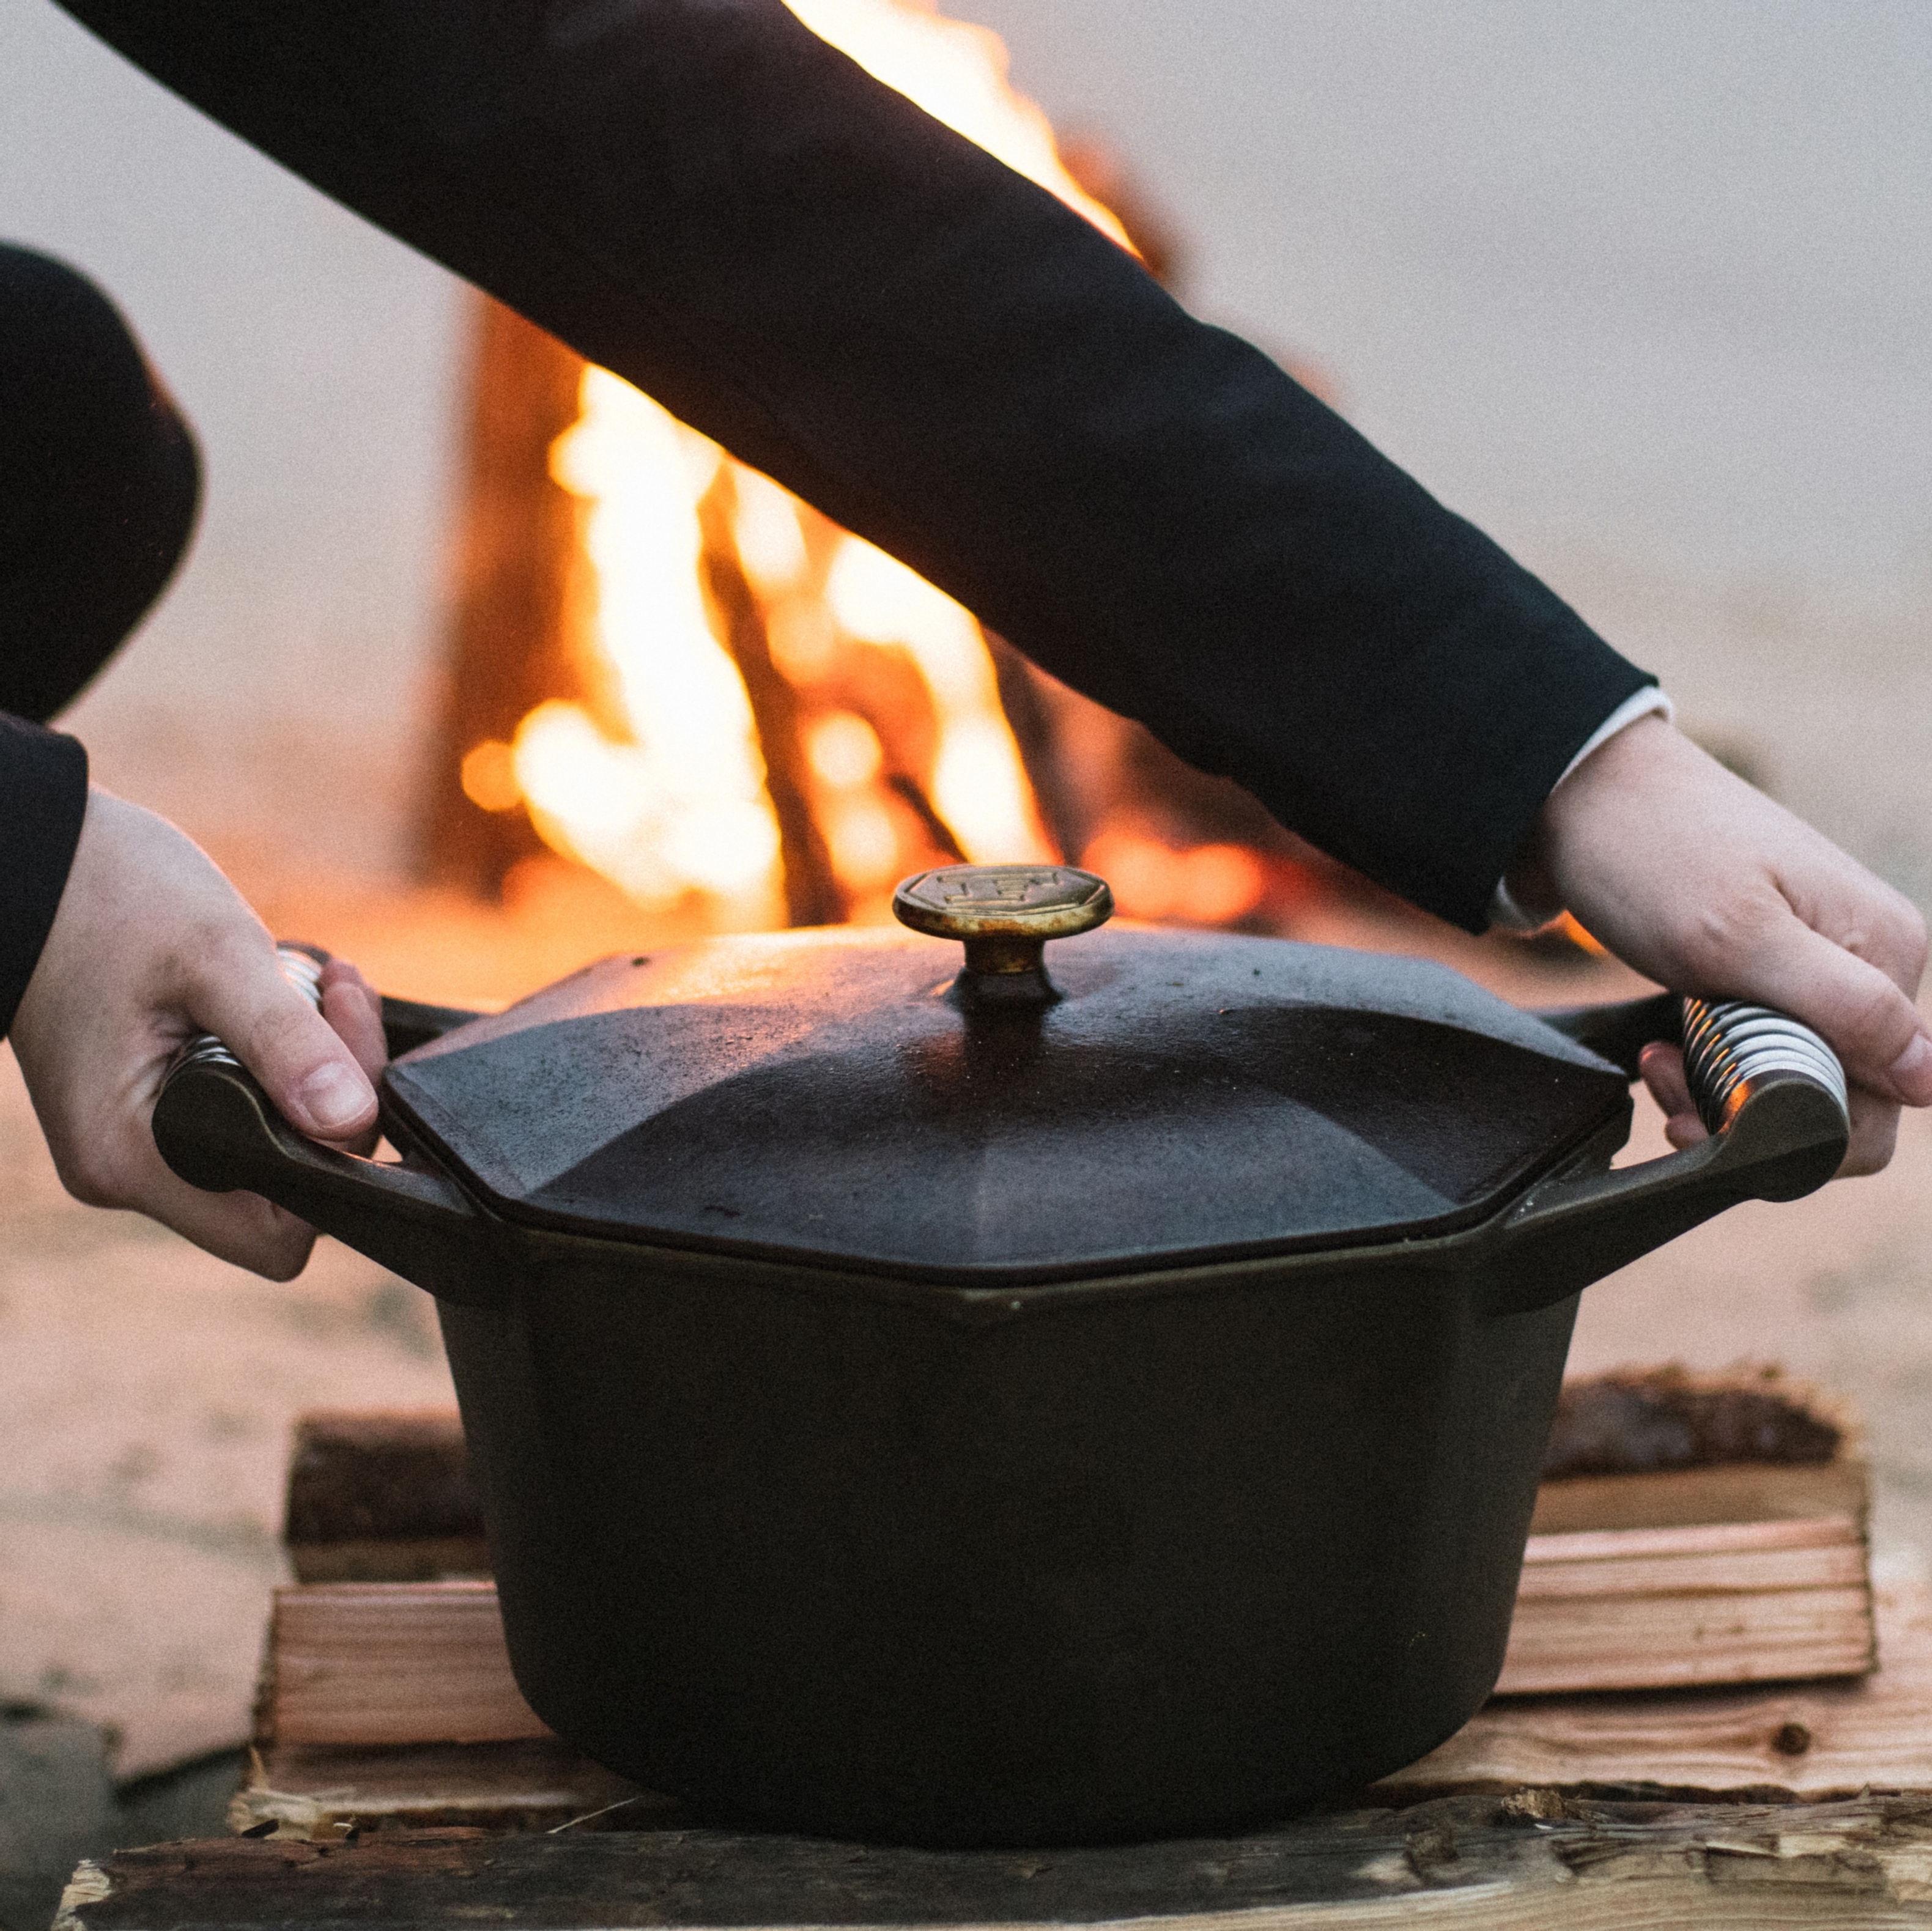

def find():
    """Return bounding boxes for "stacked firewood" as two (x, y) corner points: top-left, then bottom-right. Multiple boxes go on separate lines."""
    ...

(238, 1369), (1891, 1838)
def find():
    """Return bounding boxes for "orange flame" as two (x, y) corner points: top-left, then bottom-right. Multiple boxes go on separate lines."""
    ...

(489, 0), (1098, 929)
(781, 0), (1134, 251)
(511, 371), (785, 927)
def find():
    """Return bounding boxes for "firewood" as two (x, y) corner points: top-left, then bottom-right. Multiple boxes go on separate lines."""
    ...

(1528, 1457), (1868, 1536)
(423, 296), (585, 898)
(237, 1576), (1932, 1845)
(231, 1740), (670, 1839)
(61, 1794), (1932, 1927)
(278, 1415), (1876, 1710)
(262, 1583), (548, 1748)
(282, 1375), (1861, 1582)
(258, 1510), (1876, 1756)
(1381, 1572), (1932, 1804)
(1497, 1513), (1873, 1696)
(283, 1412), (487, 1584)
(1541, 1364), (1847, 1480)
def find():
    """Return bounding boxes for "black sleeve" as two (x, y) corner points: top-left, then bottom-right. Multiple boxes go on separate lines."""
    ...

(0, 712), (87, 1039)
(0, 246), (197, 1037)
(53, 0), (1651, 930)
(0, 244), (202, 724)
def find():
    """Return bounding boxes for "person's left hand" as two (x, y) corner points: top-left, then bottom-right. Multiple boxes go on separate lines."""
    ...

(1525, 717), (1929, 1175)
(10, 787), (388, 1279)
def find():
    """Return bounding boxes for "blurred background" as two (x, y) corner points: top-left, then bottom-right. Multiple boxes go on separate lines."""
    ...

(0, 0), (1927, 1844)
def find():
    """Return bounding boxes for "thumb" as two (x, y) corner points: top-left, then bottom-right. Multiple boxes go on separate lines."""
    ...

(1727, 918), (1932, 1107)
(187, 942), (380, 1142)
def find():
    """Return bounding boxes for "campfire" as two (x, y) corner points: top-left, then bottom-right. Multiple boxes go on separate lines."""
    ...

(423, 0), (1557, 962)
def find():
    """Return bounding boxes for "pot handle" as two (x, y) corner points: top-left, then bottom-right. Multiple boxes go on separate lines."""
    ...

(1485, 995), (1851, 1317)
(150, 948), (500, 1308)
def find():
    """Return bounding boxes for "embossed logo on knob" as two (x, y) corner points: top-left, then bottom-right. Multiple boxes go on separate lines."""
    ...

(892, 865), (1113, 940)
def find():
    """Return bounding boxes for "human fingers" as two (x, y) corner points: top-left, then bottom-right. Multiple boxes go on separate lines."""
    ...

(182, 936), (379, 1146)
(1541, 720), (1927, 1178)
(317, 958), (387, 1156)
(319, 957), (388, 1085)
(10, 792), (339, 1278)
(1637, 1041), (1704, 1151)
(1703, 916), (1932, 1115)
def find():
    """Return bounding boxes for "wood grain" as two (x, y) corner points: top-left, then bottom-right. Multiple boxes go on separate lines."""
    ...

(1497, 1513), (1875, 1695)
(1383, 1575), (1932, 1804)
(233, 1740), (668, 1838)
(1528, 1459), (1870, 1536)
(261, 1510), (1877, 1749)
(264, 1582), (549, 1748)
(58, 1796), (1932, 1929)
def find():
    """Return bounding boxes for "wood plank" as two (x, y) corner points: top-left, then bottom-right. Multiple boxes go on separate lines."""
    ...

(232, 1740), (671, 1838)
(1496, 1513), (1876, 1696)
(56, 1796), (1932, 1929)
(1382, 1573), (1932, 1803)
(1497, 1586), (1876, 1696)
(262, 1510), (1876, 1749)
(241, 1568), (1928, 1842)
(264, 1583), (549, 1747)
(1530, 1459), (1870, 1536)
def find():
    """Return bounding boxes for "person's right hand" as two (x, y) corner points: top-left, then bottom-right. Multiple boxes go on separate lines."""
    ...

(10, 786), (387, 1278)
(1519, 716), (1930, 1175)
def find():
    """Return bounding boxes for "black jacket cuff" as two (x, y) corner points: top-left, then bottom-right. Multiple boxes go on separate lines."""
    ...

(0, 713), (87, 1039)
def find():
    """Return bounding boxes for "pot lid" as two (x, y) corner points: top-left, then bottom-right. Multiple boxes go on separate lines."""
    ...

(382, 865), (1631, 1285)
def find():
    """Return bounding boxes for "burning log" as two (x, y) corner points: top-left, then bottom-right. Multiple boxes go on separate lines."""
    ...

(424, 297), (584, 898)
(418, 2), (1353, 942)
(695, 473), (845, 928)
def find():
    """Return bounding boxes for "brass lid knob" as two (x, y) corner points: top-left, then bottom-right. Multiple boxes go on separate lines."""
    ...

(892, 865), (1112, 993)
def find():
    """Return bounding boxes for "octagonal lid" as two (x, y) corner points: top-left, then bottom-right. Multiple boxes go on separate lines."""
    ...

(381, 870), (1630, 1286)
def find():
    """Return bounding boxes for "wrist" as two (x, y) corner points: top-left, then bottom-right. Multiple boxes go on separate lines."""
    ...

(1494, 698), (1675, 930)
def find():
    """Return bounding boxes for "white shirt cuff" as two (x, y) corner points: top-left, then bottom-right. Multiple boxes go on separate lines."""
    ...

(1487, 686), (1676, 931)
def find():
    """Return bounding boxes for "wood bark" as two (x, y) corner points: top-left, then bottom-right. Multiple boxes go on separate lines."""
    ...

(60, 1796), (1932, 1928)
(421, 294), (585, 896)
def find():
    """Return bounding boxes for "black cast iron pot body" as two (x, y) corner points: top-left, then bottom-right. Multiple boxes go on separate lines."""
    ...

(154, 871), (1849, 1847)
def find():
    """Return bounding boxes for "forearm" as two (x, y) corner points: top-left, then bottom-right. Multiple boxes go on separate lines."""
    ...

(56, 0), (1650, 929)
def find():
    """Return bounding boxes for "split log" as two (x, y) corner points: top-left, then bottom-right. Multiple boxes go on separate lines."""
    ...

(60, 1795), (1932, 1929)
(697, 472), (844, 927)
(1530, 1458), (1870, 1537)
(232, 1740), (667, 1839)
(283, 1412), (487, 1585)
(1381, 1574), (1932, 1804)
(1497, 1513), (1874, 1696)
(267, 1504), (1876, 1748)
(261, 1583), (547, 1748)
(1542, 1366), (1846, 1480)
(280, 1398), (1867, 1582)
(235, 1581), (1932, 1846)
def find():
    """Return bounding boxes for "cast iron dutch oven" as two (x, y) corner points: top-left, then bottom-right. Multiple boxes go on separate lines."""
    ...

(154, 865), (1850, 1847)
